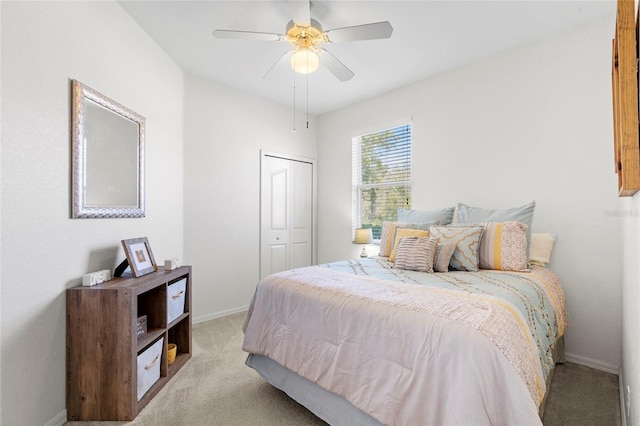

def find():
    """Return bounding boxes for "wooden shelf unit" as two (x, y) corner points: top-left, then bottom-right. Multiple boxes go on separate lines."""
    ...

(66, 266), (192, 421)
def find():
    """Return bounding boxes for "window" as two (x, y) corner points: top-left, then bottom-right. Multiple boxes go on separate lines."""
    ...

(352, 123), (412, 240)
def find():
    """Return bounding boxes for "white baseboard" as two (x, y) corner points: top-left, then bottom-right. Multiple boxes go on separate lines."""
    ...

(564, 351), (620, 375)
(620, 373), (628, 426)
(193, 305), (249, 325)
(45, 410), (66, 426)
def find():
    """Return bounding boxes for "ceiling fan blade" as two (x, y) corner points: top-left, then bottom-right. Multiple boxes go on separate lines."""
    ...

(317, 48), (354, 82)
(212, 29), (282, 42)
(263, 50), (293, 79)
(289, 0), (311, 27)
(325, 21), (393, 43)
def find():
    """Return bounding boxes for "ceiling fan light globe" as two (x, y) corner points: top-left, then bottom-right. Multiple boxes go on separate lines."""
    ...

(291, 48), (319, 74)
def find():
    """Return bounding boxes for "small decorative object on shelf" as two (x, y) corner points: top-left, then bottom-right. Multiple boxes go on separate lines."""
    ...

(354, 228), (373, 258)
(136, 315), (147, 336)
(167, 343), (177, 365)
(121, 237), (157, 277)
(82, 269), (112, 286)
(164, 258), (181, 270)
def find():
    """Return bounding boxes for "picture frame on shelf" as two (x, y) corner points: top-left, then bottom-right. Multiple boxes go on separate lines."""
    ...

(122, 237), (157, 277)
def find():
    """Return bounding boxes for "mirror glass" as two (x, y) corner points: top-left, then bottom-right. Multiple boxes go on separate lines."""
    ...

(71, 80), (145, 218)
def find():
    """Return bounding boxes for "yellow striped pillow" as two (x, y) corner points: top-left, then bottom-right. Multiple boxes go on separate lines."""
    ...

(478, 221), (528, 271)
(379, 220), (438, 257)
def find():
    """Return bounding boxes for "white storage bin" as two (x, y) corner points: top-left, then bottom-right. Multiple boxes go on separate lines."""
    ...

(167, 278), (186, 324)
(137, 337), (164, 401)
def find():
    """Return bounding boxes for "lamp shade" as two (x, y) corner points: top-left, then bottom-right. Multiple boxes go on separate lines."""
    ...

(354, 228), (373, 244)
(291, 47), (319, 74)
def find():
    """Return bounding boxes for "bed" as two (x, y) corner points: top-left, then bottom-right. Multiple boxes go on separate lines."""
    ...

(242, 205), (566, 425)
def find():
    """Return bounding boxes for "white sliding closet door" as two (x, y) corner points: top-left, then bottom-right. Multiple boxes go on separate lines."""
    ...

(260, 153), (314, 279)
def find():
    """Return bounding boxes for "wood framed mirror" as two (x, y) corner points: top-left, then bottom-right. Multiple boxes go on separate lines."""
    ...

(71, 80), (145, 218)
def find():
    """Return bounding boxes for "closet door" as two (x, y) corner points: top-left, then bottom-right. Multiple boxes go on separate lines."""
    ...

(260, 154), (314, 279)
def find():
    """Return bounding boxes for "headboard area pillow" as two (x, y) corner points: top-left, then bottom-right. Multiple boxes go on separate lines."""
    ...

(429, 225), (483, 271)
(529, 232), (556, 267)
(477, 221), (528, 271)
(398, 207), (455, 225)
(455, 201), (535, 258)
(378, 221), (394, 257)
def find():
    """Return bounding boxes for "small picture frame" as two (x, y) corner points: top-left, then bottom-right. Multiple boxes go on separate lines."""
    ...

(121, 237), (157, 277)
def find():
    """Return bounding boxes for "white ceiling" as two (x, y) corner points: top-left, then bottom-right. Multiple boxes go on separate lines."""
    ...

(118, 0), (616, 115)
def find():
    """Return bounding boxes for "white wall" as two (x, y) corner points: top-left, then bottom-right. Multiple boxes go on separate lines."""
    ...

(1, 2), (184, 425)
(183, 73), (317, 323)
(317, 15), (622, 371)
(622, 194), (640, 425)
(1, 2), (4, 420)
(620, 6), (640, 426)
(0, 1), (627, 424)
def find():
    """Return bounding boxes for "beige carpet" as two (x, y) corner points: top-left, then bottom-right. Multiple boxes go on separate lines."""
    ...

(66, 312), (620, 426)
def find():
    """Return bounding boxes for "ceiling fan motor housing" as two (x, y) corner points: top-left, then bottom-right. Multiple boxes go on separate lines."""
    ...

(285, 19), (327, 50)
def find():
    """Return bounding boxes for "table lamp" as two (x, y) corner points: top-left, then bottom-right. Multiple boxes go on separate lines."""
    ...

(354, 228), (373, 258)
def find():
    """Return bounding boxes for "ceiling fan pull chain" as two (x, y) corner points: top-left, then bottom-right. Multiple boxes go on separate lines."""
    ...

(306, 64), (310, 129)
(292, 66), (296, 132)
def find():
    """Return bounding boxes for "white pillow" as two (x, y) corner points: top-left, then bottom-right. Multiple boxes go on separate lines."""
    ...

(529, 233), (556, 266)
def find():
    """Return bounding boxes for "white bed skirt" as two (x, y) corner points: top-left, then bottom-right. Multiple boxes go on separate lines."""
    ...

(246, 335), (565, 425)
(246, 353), (382, 425)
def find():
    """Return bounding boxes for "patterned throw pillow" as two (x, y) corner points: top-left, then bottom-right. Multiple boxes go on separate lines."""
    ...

(389, 228), (431, 262)
(429, 226), (483, 271)
(393, 236), (438, 273)
(477, 221), (528, 271)
(433, 242), (457, 272)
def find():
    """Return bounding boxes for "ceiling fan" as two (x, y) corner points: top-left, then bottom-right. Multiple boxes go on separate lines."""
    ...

(212, 1), (393, 82)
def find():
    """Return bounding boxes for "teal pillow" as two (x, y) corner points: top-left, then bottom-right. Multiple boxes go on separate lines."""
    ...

(398, 207), (455, 225)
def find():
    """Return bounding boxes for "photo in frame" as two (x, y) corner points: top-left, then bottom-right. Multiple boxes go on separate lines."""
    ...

(121, 237), (157, 277)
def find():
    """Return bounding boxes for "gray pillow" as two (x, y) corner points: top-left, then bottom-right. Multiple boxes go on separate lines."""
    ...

(398, 207), (455, 225)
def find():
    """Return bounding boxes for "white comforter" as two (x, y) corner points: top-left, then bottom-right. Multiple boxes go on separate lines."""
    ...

(243, 261), (565, 425)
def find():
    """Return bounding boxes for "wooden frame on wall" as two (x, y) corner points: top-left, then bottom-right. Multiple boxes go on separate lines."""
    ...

(612, 0), (640, 197)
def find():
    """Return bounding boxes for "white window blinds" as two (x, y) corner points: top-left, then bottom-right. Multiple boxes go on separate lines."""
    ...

(352, 123), (412, 240)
